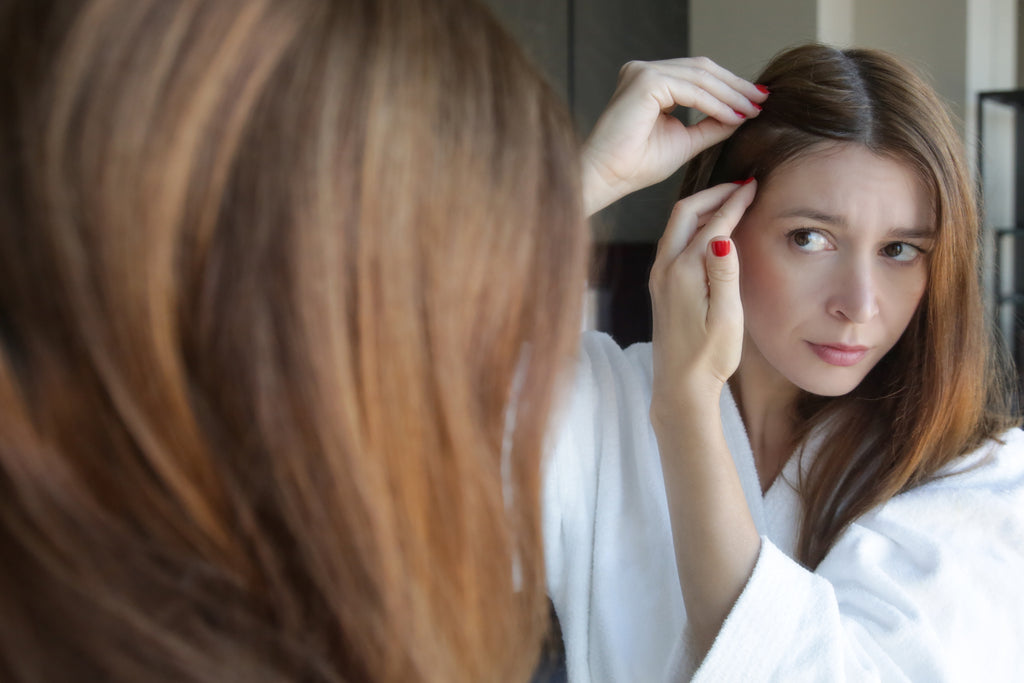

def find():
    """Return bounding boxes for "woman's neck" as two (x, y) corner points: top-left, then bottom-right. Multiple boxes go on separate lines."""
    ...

(730, 349), (802, 494)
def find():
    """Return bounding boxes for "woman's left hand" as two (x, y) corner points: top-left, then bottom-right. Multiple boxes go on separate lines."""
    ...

(649, 180), (757, 419)
(581, 57), (766, 215)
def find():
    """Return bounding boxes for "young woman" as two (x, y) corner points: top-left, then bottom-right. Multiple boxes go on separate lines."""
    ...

(546, 44), (1024, 680)
(0, 1), (587, 681)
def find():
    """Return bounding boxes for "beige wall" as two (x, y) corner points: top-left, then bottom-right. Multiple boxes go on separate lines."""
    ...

(855, 0), (966, 130)
(690, 0), (818, 76)
(818, 0), (854, 45)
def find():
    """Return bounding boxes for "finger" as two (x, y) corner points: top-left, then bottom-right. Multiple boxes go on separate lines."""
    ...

(650, 76), (755, 125)
(648, 56), (768, 106)
(681, 115), (745, 158)
(656, 182), (745, 263)
(705, 236), (743, 356)
(617, 61), (759, 125)
(690, 179), (758, 251)
(647, 60), (766, 119)
(661, 179), (757, 263)
(686, 56), (768, 105)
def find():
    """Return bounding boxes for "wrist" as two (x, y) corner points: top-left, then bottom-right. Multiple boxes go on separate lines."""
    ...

(580, 147), (621, 216)
(649, 381), (725, 434)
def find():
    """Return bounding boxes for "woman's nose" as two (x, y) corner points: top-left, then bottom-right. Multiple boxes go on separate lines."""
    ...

(827, 259), (879, 324)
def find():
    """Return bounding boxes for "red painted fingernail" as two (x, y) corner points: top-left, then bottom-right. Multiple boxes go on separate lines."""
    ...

(756, 84), (770, 94)
(711, 240), (731, 257)
(733, 109), (746, 119)
(751, 101), (763, 111)
(732, 177), (755, 185)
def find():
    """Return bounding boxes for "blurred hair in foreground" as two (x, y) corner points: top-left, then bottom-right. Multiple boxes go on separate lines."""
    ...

(0, 0), (587, 680)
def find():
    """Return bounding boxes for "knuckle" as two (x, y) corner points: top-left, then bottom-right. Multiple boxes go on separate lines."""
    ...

(670, 197), (694, 218)
(618, 60), (647, 80)
(691, 56), (714, 70)
(650, 262), (672, 286)
(631, 67), (662, 92)
(693, 87), (717, 109)
(669, 263), (697, 290)
(653, 260), (682, 289)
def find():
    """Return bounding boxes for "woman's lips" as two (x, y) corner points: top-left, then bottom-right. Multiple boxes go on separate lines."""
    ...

(808, 342), (869, 367)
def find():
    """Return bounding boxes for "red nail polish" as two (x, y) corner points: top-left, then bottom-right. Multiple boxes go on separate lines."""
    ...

(751, 102), (763, 111)
(733, 109), (746, 119)
(756, 84), (770, 94)
(732, 177), (755, 185)
(711, 240), (731, 257)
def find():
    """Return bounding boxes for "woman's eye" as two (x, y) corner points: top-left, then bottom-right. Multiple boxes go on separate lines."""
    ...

(881, 242), (921, 262)
(789, 229), (830, 252)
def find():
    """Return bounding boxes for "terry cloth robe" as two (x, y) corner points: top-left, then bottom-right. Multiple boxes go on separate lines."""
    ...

(543, 331), (1024, 682)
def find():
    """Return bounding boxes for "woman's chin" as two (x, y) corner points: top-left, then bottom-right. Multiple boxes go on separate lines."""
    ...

(790, 369), (866, 398)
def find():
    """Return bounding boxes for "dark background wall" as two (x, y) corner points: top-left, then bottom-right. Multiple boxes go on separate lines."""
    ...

(483, 0), (690, 346)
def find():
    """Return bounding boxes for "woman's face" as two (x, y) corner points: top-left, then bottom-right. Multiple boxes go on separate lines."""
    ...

(732, 142), (933, 397)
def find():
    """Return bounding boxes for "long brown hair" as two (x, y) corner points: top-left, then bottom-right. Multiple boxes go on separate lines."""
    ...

(680, 44), (1018, 568)
(0, 0), (587, 680)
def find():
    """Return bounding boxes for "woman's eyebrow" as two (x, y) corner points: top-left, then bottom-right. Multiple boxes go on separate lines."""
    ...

(888, 226), (936, 240)
(776, 208), (846, 226)
(776, 209), (935, 238)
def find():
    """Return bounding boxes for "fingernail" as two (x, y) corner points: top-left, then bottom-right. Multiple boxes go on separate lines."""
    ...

(732, 177), (755, 185)
(756, 84), (770, 94)
(711, 240), (731, 257)
(751, 102), (763, 111)
(733, 109), (746, 119)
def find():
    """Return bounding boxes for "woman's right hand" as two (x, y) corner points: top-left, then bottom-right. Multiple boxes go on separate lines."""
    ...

(582, 57), (767, 216)
(648, 180), (757, 420)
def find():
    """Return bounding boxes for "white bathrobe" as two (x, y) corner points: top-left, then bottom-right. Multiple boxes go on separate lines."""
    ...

(543, 331), (1024, 681)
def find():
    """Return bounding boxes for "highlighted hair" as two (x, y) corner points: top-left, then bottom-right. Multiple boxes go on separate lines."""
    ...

(0, 0), (586, 679)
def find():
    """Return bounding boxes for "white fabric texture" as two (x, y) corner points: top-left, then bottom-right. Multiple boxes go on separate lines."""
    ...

(542, 331), (1024, 682)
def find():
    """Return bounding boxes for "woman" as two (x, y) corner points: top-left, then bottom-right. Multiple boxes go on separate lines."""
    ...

(548, 44), (1024, 680)
(0, 0), (587, 680)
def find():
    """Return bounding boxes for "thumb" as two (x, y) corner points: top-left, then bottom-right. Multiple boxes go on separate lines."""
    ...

(705, 237), (743, 339)
(684, 116), (742, 160)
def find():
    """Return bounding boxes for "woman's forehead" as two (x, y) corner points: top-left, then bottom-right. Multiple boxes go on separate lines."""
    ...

(755, 142), (935, 231)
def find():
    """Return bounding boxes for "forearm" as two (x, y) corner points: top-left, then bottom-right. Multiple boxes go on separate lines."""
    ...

(580, 144), (620, 217)
(652, 393), (761, 660)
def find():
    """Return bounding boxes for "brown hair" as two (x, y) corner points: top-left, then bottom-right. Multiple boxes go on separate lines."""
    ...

(680, 43), (1018, 568)
(0, 0), (586, 680)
